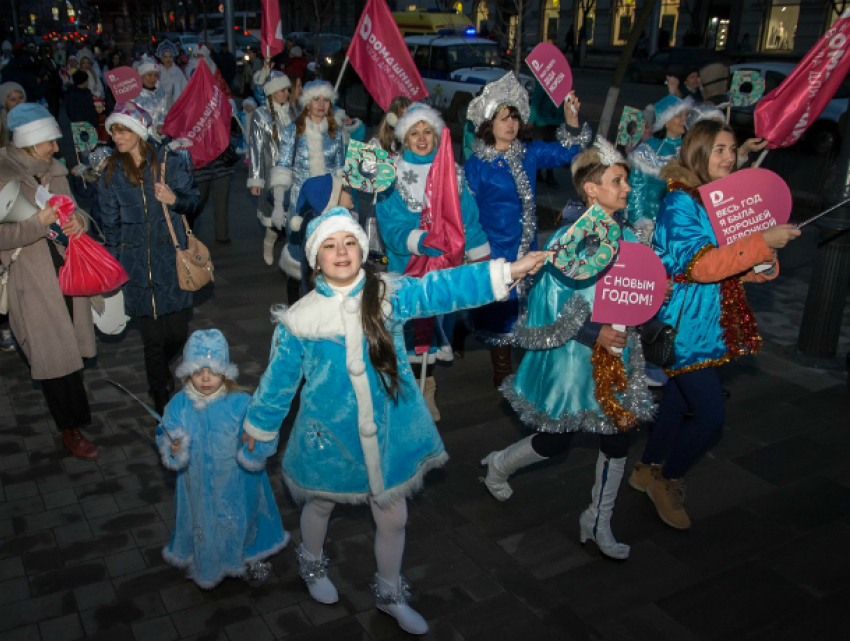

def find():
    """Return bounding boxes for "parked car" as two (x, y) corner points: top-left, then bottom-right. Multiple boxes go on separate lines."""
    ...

(626, 47), (726, 84)
(729, 61), (849, 155)
(285, 32), (351, 64)
(159, 33), (200, 55)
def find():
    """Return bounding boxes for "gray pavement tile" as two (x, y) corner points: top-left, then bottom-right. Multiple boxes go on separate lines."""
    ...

(441, 591), (535, 639)
(75, 474), (142, 502)
(78, 592), (167, 636)
(403, 582), (475, 622)
(498, 523), (592, 580)
(169, 594), (258, 637)
(158, 581), (207, 613)
(0, 497), (46, 521)
(87, 505), (160, 537)
(131, 615), (179, 641)
(593, 602), (701, 641)
(0, 530), (56, 559)
(80, 496), (120, 520)
(111, 565), (185, 602)
(73, 580), (117, 611)
(732, 435), (846, 486)
(677, 460), (776, 523)
(54, 532), (136, 566)
(296, 597), (353, 627)
(37, 613), (83, 641)
(1, 623), (41, 641)
(742, 584), (850, 641)
(0, 591), (76, 633)
(3, 481), (39, 501)
(249, 577), (312, 615)
(0, 556), (25, 581)
(0, 576), (31, 605)
(281, 615), (367, 641)
(262, 604), (313, 639)
(656, 561), (815, 640)
(20, 547), (63, 575)
(53, 521), (95, 548)
(28, 561), (107, 597)
(0, 454), (31, 472)
(743, 476), (850, 532)
(130, 521), (172, 548)
(224, 615), (275, 641)
(40, 489), (79, 511)
(11, 505), (85, 537)
(104, 549), (147, 578)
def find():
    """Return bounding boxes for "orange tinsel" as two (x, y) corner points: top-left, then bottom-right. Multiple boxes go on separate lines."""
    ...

(591, 344), (640, 432)
(719, 277), (762, 357)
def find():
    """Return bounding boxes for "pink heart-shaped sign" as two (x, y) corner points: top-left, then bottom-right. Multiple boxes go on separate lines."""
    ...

(105, 66), (142, 103)
(525, 43), (573, 107)
(697, 168), (791, 246)
(592, 241), (667, 327)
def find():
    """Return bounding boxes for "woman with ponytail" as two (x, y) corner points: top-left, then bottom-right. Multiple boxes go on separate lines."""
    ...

(242, 208), (546, 635)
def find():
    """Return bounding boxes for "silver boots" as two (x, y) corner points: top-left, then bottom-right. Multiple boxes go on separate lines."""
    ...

(481, 436), (547, 501)
(295, 544), (339, 604)
(579, 452), (630, 560)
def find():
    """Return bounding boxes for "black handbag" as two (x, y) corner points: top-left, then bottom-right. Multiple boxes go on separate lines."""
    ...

(640, 285), (688, 369)
(219, 144), (239, 168)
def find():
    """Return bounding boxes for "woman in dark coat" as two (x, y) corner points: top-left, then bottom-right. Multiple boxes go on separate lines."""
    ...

(98, 103), (200, 414)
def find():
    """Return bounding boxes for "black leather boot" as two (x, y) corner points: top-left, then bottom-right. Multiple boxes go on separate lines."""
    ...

(490, 345), (513, 389)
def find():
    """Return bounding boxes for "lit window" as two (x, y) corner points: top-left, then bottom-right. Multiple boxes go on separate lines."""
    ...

(763, 2), (800, 51)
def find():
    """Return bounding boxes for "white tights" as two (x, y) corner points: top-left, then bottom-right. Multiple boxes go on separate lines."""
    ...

(300, 497), (408, 583)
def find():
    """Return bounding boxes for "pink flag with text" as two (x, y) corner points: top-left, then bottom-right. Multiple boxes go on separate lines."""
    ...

(348, 0), (428, 111)
(755, 9), (850, 148)
(261, 0), (284, 59)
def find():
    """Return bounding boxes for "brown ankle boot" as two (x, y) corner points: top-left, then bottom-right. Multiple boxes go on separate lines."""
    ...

(62, 428), (99, 460)
(490, 345), (513, 388)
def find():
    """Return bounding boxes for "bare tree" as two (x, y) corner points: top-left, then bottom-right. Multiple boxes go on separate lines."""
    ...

(573, 0), (595, 46)
(305, 0), (338, 62)
(490, 0), (535, 76)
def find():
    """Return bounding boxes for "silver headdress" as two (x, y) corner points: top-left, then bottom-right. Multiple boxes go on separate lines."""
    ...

(593, 137), (625, 166)
(467, 72), (531, 129)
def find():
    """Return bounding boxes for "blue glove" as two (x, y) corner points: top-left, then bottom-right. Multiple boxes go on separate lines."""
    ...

(418, 233), (444, 258)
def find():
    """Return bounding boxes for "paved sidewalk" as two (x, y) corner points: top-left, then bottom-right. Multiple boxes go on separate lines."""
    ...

(1, 166), (848, 641)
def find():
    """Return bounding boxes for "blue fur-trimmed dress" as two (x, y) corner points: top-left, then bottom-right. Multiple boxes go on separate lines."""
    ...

(503, 222), (655, 434)
(243, 261), (512, 506)
(463, 123), (590, 343)
(156, 387), (289, 589)
(625, 135), (681, 226)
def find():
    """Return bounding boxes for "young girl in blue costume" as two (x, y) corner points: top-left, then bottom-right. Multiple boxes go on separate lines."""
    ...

(270, 80), (362, 297)
(631, 121), (800, 530)
(481, 139), (655, 560)
(242, 208), (545, 634)
(156, 329), (289, 589)
(625, 93), (692, 238)
(376, 102), (491, 421)
(464, 72), (591, 386)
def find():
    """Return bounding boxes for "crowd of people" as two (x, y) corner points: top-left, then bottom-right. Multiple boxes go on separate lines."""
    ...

(0, 35), (802, 635)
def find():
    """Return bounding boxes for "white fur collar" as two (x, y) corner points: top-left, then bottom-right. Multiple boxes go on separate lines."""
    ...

(305, 118), (329, 178)
(184, 380), (228, 410)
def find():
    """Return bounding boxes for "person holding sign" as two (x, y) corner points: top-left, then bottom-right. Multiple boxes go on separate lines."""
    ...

(464, 72), (590, 386)
(481, 139), (654, 560)
(633, 120), (800, 530)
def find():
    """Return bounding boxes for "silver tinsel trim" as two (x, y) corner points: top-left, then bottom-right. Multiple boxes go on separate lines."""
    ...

(245, 560), (272, 586)
(627, 141), (679, 178)
(372, 574), (413, 606)
(556, 122), (593, 149)
(295, 544), (330, 585)
(500, 331), (656, 434)
(512, 294), (590, 351)
(474, 330), (517, 347)
(394, 164), (466, 213)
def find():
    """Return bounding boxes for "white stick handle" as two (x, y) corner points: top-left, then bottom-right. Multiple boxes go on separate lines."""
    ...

(334, 56), (350, 93)
(611, 323), (626, 355)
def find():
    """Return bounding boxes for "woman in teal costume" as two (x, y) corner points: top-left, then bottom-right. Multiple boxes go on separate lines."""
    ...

(481, 139), (655, 560)
(242, 208), (546, 634)
(625, 94), (692, 238)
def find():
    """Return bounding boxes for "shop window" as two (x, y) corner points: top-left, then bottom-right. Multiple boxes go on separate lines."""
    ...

(544, 0), (560, 44)
(475, 1), (489, 32)
(576, 1), (596, 45)
(764, 2), (799, 51)
(612, 0), (636, 46)
(659, 0), (679, 47)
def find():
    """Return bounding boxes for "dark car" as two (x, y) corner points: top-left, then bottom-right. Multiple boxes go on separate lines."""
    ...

(626, 47), (726, 84)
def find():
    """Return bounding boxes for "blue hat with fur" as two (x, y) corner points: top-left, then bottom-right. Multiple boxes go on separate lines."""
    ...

(175, 329), (238, 381)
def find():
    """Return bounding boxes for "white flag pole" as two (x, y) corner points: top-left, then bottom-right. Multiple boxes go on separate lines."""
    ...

(334, 56), (350, 93)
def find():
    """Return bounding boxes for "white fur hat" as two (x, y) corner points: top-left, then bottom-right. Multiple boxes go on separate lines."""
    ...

(136, 55), (159, 77)
(105, 102), (153, 139)
(7, 103), (62, 148)
(305, 206), (369, 269)
(298, 80), (337, 109)
(394, 102), (445, 143)
(264, 70), (291, 97)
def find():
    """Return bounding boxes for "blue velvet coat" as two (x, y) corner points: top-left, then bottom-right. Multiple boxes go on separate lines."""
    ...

(505, 223), (654, 434)
(625, 136), (681, 225)
(156, 389), (288, 589)
(244, 261), (509, 507)
(99, 148), (200, 318)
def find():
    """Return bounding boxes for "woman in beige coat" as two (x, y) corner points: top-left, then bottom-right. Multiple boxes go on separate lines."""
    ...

(0, 103), (99, 459)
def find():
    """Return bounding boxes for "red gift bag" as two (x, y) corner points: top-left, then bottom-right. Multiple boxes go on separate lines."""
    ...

(51, 195), (130, 297)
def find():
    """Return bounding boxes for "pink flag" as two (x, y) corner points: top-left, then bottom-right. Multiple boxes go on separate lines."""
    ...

(162, 61), (232, 168)
(404, 131), (466, 354)
(261, 0), (284, 59)
(348, 0), (428, 111)
(755, 9), (850, 148)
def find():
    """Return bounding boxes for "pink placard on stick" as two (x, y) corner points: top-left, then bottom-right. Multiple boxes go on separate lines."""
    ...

(525, 43), (573, 107)
(105, 66), (142, 103)
(697, 168), (791, 246)
(592, 242), (667, 327)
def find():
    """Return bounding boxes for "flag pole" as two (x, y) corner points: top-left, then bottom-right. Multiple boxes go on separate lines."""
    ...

(753, 148), (769, 167)
(334, 56), (350, 93)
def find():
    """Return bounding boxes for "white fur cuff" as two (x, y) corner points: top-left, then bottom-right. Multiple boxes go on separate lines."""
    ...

(270, 167), (293, 189)
(243, 419), (277, 443)
(158, 427), (190, 471)
(466, 242), (491, 262)
(236, 445), (267, 472)
(407, 230), (427, 256)
(247, 177), (265, 189)
(489, 258), (511, 301)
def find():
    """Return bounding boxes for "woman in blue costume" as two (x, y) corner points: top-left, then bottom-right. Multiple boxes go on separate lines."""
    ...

(481, 139), (655, 560)
(376, 103), (491, 421)
(242, 208), (546, 634)
(630, 121), (800, 530)
(625, 93), (692, 240)
(156, 329), (289, 589)
(464, 72), (591, 386)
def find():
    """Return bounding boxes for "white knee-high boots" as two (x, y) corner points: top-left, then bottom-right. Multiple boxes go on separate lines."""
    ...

(374, 575), (429, 635)
(579, 452), (630, 560)
(481, 436), (547, 501)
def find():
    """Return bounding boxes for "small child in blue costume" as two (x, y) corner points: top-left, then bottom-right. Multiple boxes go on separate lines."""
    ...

(242, 208), (546, 634)
(156, 329), (289, 589)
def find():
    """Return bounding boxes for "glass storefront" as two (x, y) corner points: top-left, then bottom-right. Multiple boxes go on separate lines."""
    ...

(544, 0), (560, 44)
(612, 0), (636, 46)
(763, 2), (799, 51)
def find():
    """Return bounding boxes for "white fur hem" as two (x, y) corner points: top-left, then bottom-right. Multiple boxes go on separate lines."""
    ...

(236, 445), (268, 472)
(162, 549), (247, 590)
(282, 450), (449, 508)
(247, 177), (265, 189)
(270, 167), (293, 189)
(244, 532), (291, 564)
(407, 230), (427, 256)
(489, 259), (510, 301)
(243, 419), (278, 443)
(158, 427), (190, 471)
(466, 242), (491, 262)
(279, 244), (303, 279)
